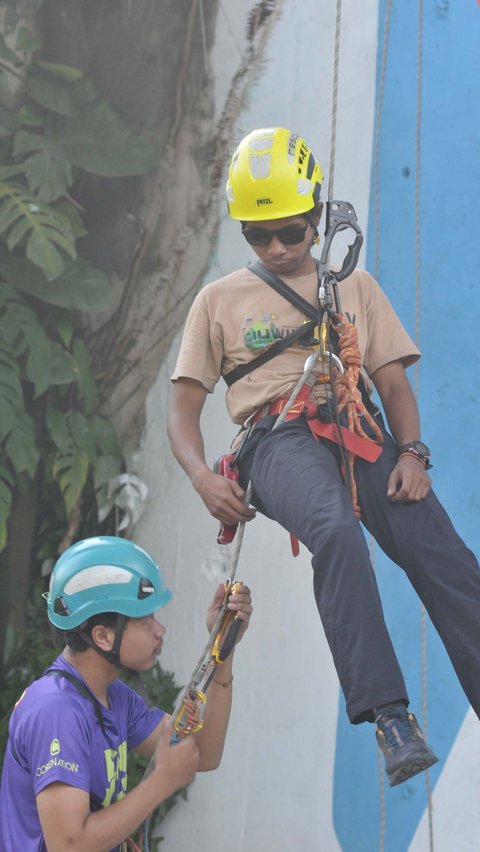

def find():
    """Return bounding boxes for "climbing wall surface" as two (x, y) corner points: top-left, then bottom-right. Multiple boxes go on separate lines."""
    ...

(137, 2), (480, 850)
(334, 2), (480, 851)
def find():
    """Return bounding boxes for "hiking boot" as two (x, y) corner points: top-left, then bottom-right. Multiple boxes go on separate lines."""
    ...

(375, 703), (439, 787)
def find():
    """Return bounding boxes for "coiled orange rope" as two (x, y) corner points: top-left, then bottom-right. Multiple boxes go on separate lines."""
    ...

(332, 314), (383, 517)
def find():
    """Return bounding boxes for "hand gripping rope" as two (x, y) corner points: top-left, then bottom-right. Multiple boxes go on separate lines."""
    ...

(170, 577), (244, 740)
(139, 579), (243, 851)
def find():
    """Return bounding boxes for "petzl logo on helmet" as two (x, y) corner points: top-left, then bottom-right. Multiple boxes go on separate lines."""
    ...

(287, 133), (299, 162)
(50, 738), (60, 756)
(256, 198), (273, 207)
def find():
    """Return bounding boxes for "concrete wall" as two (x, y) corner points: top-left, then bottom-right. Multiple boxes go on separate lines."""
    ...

(135, 2), (480, 850)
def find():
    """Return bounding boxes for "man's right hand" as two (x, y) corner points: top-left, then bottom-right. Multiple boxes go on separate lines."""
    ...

(153, 717), (199, 795)
(194, 469), (256, 526)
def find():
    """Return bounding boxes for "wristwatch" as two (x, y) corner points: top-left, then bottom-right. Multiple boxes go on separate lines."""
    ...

(398, 440), (432, 470)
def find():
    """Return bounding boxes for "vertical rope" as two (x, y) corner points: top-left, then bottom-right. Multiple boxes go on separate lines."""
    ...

(371, 5), (392, 850)
(373, 0), (392, 282)
(413, 0), (423, 401)
(415, 2), (435, 849)
(369, 539), (386, 852)
(328, 0), (342, 202)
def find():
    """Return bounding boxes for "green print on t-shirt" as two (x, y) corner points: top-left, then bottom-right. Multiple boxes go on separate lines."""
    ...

(243, 320), (286, 353)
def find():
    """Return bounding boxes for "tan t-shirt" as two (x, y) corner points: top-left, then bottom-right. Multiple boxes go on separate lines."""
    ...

(171, 266), (420, 425)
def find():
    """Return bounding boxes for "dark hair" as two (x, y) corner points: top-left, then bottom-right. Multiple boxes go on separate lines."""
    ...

(59, 612), (119, 652)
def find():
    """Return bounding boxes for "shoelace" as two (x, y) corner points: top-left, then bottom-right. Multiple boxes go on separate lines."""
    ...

(377, 711), (419, 749)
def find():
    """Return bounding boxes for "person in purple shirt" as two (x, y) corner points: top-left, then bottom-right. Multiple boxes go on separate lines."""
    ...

(0, 536), (252, 852)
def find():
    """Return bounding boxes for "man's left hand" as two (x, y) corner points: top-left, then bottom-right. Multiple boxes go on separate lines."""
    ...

(206, 582), (253, 643)
(387, 455), (431, 502)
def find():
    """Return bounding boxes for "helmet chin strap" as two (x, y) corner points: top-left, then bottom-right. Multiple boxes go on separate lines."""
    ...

(76, 614), (127, 668)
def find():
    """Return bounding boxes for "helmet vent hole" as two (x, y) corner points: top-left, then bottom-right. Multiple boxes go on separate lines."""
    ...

(54, 596), (70, 616)
(138, 579), (155, 599)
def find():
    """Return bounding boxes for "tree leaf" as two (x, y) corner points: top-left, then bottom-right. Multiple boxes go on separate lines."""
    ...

(34, 61), (84, 82)
(90, 415), (120, 457)
(0, 182), (76, 279)
(15, 27), (42, 53)
(45, 406), (69, 451)
(0, 348), (24, 439)
(48, 342), (77, 386)
(26, 227), (64, 279)
(72, 338), (97, 412)
(53, 102), (156, 176)
(16, 104), (43, 127)
(0, 282), (76, 396)
(26, 73), (79, 117)
(68, 410), (96, 462)
(0, 280), (49, 359)
(0, 104), (20, 135)
(52, 445), (89, 513)
(13, 130), (73, 202)
(0, 254), (111, 311)
(53, 310), (73, 347)
(4, 410), (39, 475)
(0, 33), (23, 67)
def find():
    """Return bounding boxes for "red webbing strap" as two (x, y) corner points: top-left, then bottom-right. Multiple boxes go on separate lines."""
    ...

(306, 417), (382, 462)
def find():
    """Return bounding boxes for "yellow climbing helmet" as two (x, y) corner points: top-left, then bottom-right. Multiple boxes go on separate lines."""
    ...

(226, 126), (323, 221)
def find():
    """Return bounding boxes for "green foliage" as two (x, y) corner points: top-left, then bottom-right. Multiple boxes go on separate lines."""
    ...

(0, 22), (157, 549)
(0, 14), (187, 843)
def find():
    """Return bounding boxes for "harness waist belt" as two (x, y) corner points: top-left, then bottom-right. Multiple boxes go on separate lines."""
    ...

(251, 394), (382, 463)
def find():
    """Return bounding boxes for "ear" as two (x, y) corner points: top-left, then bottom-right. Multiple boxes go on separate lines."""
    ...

(311, 203), (323, 227)
(90, 623), (115, 652)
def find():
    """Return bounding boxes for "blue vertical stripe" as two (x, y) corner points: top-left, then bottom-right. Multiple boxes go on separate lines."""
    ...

(333, 2), (480, 849)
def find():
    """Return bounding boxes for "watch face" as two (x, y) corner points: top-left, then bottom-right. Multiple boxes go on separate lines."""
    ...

(412, 441), (430, 456)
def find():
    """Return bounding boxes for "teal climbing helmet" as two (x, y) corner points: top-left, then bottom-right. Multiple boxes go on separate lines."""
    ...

(46, 536), (172, 630)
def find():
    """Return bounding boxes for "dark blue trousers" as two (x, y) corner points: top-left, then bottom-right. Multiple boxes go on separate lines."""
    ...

(238, 415), (480, 724)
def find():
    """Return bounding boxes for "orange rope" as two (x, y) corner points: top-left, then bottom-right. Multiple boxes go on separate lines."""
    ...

(331, 314), (383, 516)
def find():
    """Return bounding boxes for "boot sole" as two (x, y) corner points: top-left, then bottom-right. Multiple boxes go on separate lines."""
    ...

(388, 751), (439, 787)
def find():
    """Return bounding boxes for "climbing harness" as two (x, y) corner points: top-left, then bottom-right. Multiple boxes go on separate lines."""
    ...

(219, 199), (383, 526)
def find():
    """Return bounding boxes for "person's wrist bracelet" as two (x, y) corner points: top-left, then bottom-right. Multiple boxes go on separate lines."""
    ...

(398, 450), (427, 469)
(213, 675), (233, 687)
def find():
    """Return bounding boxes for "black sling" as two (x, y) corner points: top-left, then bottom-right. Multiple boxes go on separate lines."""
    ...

(223, 261), (338, 387)
(223, 261), (379, 417)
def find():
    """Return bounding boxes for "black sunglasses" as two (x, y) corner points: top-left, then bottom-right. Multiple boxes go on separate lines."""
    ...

(242, 220), (310, 247)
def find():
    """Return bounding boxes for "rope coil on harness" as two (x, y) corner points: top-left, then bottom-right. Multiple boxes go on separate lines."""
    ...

(331, 314), (383, 516)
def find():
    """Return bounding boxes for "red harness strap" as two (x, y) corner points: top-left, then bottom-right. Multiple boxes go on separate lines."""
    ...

(215, 382), (382, 554)
(258, 384), (382, 463)
(252, 382), (383, 521)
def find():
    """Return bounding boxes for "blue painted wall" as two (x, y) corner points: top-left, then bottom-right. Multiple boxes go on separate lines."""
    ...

(334, 2), (480, 849)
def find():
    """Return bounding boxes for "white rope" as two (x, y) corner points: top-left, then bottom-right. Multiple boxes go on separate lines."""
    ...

(414, 1), (435, 848)
(372, 1), (434, 848)
(327, 0), (342, 202)
(373, 0), (392, 283)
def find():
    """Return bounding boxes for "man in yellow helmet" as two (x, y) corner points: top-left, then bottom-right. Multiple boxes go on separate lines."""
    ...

(167, 127), (480, 788)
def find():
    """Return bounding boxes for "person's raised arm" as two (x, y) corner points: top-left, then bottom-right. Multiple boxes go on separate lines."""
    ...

(194, 581), (252, 769)
(371, 359), (431, 503)
(134, 582), (253, 770)
(168, 378), (255, 525)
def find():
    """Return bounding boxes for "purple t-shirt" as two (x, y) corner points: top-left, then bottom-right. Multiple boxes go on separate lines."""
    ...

(0, 654), (164, 852)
